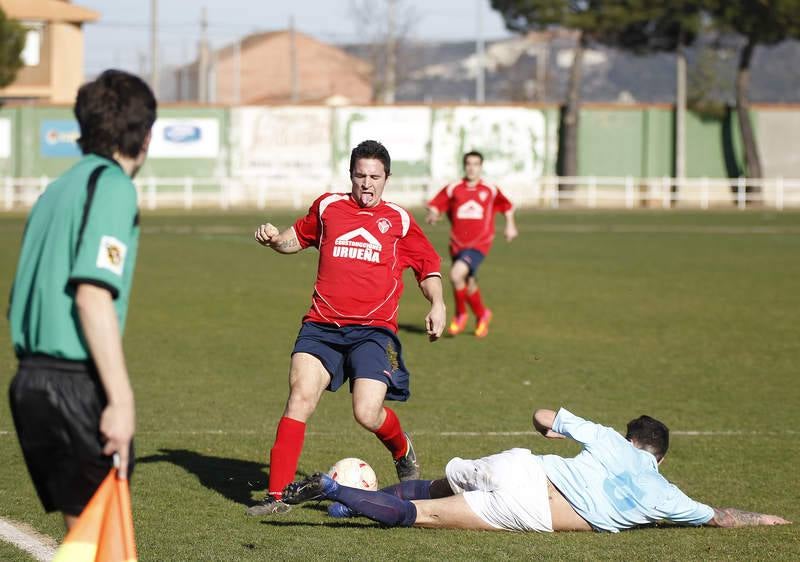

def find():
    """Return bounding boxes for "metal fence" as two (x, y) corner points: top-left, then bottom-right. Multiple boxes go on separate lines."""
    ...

(3, 175), (800, 211)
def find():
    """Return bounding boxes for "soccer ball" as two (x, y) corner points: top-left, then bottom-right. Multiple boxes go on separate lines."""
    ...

(327, 457), (378, 491)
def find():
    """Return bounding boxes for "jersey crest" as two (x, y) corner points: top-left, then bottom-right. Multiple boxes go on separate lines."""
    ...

(377, 217), (392, 234)
(455, 200), (485, 220)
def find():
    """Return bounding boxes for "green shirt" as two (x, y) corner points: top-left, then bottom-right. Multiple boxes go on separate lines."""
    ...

(8, 154), (140, 361)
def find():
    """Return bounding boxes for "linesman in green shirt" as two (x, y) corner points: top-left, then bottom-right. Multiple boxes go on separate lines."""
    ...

(7, 70), (156, 529)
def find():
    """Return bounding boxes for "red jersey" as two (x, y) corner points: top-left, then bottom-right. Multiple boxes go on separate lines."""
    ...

(427, 179), (513, 256)
(293, 193), (441, 332)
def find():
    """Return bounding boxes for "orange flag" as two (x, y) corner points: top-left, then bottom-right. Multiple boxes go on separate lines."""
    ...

(53, 469), (137, 562)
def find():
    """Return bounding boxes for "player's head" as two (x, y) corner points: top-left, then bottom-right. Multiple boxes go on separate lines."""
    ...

(75, 69), (157, 177)
(626, 415), (669, 462)
(462, 150), (483, 182)
(349, 140), (391, 208)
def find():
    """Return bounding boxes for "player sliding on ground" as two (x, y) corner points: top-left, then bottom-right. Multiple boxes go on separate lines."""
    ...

(249, 140), (446, 516)
(281, 407), (790, 532)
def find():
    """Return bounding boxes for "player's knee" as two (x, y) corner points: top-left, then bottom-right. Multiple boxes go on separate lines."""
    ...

(450, 269), (466, 285)
(352, 403), (382, 431)
(285, 390), (318, 419)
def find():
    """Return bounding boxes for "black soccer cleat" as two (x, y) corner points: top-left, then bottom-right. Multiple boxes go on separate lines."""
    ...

(394, 432), (421, 481)
(245, 495), (292, 516)
(282, 472), (337, 505)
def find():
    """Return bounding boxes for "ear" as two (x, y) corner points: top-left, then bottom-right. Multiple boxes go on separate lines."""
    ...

(141, 130), (152, 153)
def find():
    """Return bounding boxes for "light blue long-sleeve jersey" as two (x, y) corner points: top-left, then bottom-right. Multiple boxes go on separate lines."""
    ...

(539, 408), (714, 532)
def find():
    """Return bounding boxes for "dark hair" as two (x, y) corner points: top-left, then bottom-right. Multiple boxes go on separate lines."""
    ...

(626, 415), (669, 461)
(463, 150), (484, 166)
(74, 69), (157, 159)
(349, 140), (391, 177)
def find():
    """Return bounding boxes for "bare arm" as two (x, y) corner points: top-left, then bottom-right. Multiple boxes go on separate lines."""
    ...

(254, 223), (302, 254)
(705, 507), (791, 528)
(532, 408), (566, 439)
(504, 210), (518, 242)
(419, 275), (446, 342)
(75, 284), (135, 479)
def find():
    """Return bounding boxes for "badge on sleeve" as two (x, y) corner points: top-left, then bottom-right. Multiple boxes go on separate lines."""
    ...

(96, 235), (127, 276)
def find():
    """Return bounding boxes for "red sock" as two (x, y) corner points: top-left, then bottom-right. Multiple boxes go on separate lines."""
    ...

(454, 287), (468, 316)
(268, 416), (306, 499)
(373, 407), (408, 460)
(467, 289), (486, 319)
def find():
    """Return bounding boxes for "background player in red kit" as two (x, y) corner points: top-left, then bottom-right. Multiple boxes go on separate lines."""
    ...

(426, 151), (517, 338)
(248, 140), (446, 516)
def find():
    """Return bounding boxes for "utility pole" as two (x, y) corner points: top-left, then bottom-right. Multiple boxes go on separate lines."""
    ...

(289, 15), (299, 103)
(384, 0), (396, 104)
(198, 6), (209, 103)
(475, 0), (485, 103)
(675, 45), (687, 182)
(233, 38), (241, 105)
(150, 0), (159, 97)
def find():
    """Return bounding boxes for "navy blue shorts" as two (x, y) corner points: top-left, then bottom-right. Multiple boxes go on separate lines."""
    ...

(292, 322), (410, 401)
(453, 248), (486, 277)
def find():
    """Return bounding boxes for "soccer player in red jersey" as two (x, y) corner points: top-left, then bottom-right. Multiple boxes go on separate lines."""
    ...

(426, 151), (518, 338)
(248, 140), (446, 516)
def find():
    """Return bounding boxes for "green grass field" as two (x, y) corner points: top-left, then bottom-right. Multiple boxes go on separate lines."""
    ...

(1, 209), (799, 561)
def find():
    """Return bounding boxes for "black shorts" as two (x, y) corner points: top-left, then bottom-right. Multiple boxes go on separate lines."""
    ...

(8, 355), (135, 516)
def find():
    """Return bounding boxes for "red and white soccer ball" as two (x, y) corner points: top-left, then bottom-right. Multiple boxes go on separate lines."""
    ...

(327, 457), (378, 491)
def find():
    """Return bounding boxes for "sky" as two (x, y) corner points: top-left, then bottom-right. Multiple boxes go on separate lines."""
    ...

(78, 0), (513, 77)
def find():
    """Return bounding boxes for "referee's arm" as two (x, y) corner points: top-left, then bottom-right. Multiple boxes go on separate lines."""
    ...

(76, 283), (135, 479)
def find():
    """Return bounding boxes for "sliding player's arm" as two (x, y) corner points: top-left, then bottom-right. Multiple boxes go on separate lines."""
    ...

(532, 408), (567, 439)
(255, 223), (302, 254)
(705, 508), (791, 528)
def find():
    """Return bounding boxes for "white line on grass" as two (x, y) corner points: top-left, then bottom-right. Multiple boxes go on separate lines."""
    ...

(2, 429), (797, 437)
(0, 518), (56, 562)
(142, 224), (800, 237)
(3, 429), (789, 437)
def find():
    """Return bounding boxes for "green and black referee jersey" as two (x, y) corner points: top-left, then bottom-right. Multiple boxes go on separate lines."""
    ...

(9, 153), (140, 360)
(8, 153), (140, 515)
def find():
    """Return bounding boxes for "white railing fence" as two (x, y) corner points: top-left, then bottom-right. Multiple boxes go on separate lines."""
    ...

(3, 175), (800, 211)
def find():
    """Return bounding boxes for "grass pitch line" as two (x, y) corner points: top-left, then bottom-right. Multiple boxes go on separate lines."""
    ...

(0, 517), (57, 562)
(2, 429), (788, 437)
(142, 224), (800, 236)
(2, 429), (796, 438)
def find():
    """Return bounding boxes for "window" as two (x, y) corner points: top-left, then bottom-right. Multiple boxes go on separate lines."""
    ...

(21, 22), (43, 67)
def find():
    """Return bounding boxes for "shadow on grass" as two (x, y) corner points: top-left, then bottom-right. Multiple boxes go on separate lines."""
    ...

(260, 520), (378, 529)
(138, 448), (308, 507)
(396, 323), (430, 336)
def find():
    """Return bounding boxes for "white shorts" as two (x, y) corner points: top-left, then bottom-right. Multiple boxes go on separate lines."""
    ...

(445, 448), (553, 533)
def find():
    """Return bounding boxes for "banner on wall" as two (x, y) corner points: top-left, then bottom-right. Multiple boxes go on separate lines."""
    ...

(40, 120), (81, 158)
(149, 118), (220, 158)
(233, 107), (332, 184)
(0, 118), (10, 158)
(430, 107), (547, 184)
(334, 107), (431, 175)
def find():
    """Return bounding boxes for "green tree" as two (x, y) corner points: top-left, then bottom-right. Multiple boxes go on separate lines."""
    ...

(0, 7), (26, 89)
(606, 1), (707, 180)
(490, 1), (638, 179)
(710, 0), (800, 180)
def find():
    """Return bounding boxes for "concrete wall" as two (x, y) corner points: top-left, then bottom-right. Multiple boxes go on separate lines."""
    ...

(2, 103), (798, 186)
